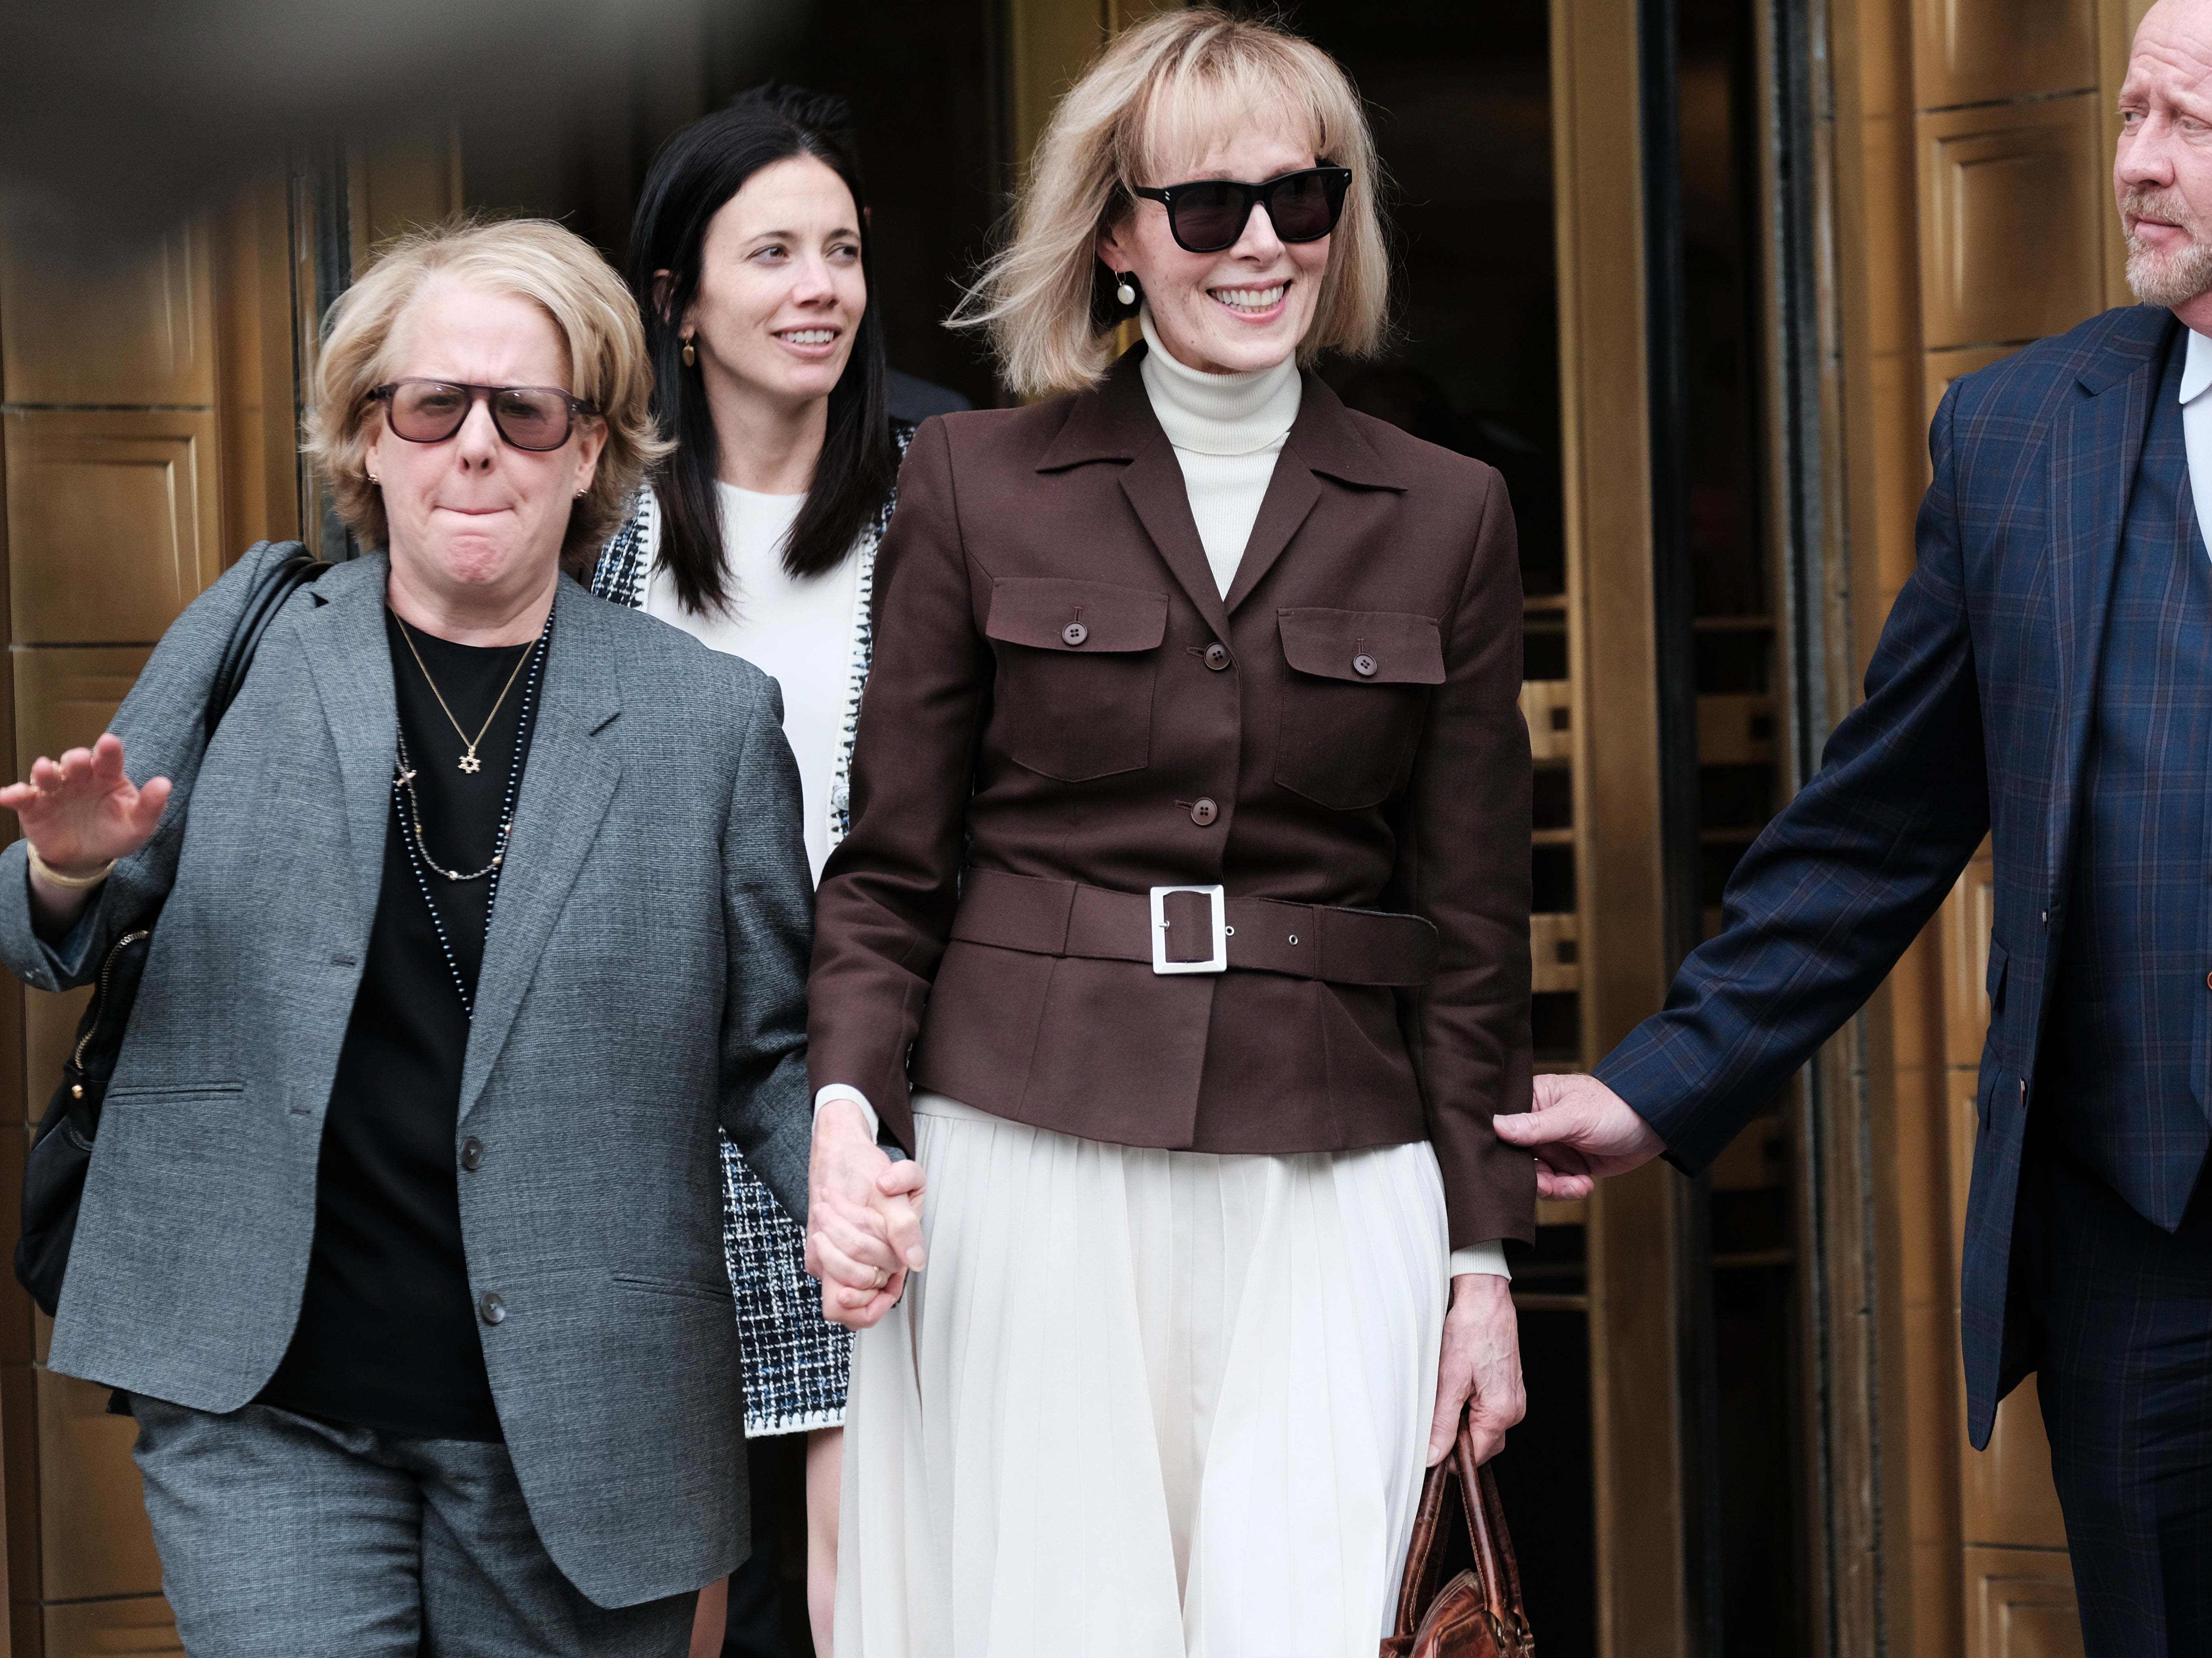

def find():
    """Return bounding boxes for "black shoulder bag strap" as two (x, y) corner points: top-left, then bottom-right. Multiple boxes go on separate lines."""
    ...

(14, 544), (328, 1316)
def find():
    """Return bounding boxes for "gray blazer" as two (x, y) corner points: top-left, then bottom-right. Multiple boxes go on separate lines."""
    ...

(0, 543), (815, 1608)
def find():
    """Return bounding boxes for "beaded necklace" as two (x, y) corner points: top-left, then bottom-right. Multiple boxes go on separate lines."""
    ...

(390, 611), (550, 1017)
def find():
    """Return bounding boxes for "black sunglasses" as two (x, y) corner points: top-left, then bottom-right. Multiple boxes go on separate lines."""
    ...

(371, 380), (598, 452)
(1130, 165), (1353, 254)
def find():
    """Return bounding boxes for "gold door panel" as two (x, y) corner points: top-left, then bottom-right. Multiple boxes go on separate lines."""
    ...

(1964, 1378), (2069, 1549)
(0, 221), (214, 409)
(31, 1369), (159, 1604)
(1912, 0), (2096, 109)
(1964, 1545), (2084, 1658)
(40, 1595), (180, 1658)
(1916, 95), (2106, 351)
(4, 413), (222, 645)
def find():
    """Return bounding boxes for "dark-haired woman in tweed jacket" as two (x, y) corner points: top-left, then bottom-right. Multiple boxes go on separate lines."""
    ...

(592, 85), (915, 1658)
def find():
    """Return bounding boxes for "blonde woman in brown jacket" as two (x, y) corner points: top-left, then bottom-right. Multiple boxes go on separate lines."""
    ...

(801, 12), (1534, 1654)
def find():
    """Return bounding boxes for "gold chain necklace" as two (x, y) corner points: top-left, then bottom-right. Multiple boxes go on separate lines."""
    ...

(392, 611), (536, 774)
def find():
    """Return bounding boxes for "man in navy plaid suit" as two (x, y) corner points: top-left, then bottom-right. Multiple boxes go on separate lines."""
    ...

(1497, 3), (2212, 1651)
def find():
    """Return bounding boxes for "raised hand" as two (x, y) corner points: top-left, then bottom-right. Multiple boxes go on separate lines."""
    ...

(806, 1098), (928, 1330)
(1, 733), (171, 870)
(1491, 1073), (1668, 1201)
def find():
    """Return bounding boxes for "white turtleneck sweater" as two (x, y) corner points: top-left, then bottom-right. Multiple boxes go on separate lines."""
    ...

(1138, 309), (1303, 594)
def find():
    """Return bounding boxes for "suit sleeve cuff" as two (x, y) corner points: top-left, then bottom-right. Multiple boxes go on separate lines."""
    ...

(813, 1084), (881, 1143)
(1450, 1240), (1511, 1280)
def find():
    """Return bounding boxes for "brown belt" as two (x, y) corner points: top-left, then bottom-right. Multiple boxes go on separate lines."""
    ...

(949, 868), (1439, 987)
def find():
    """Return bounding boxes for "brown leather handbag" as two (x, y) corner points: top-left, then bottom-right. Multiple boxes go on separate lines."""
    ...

(1382, 1419), (1534, 1658)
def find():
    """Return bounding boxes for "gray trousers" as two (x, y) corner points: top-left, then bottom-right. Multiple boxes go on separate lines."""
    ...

(128, 1395), (698, 1658)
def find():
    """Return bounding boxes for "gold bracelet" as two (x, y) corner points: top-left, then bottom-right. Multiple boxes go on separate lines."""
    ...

(26, 845), (115, 890)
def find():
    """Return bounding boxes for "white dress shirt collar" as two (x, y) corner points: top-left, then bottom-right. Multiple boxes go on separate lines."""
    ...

(2182, 326), (2212, 406)
(2179, 327), (2212, 560)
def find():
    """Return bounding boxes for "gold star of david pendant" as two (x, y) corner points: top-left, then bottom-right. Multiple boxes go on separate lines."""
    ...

(458, 751), (482, 774)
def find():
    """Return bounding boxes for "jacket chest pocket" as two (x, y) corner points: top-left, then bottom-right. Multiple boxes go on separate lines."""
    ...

(985, 577), (1169, 782)
(1274, 608), (1446, 809)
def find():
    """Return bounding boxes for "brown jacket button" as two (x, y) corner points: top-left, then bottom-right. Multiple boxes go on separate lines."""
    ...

(1352, 653), (1378, 678)
(1062, 622), (1089, 646)
(1204, 642), (1231, 671)
(1190, 797), (1219, 826)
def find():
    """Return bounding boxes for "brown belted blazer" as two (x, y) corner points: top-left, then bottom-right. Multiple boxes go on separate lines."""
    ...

(809, 348), (1534, 1248)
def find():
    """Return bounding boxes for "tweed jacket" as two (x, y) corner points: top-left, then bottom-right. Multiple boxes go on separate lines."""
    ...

(0, 545), (815, 1607)
(808, 348), (1536, 1250)
(589, 437), (907, 1440)
(1596, 302), (2188, 1450)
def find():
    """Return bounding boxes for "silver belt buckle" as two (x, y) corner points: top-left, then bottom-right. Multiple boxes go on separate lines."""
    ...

(1151, 884), (1229, 974)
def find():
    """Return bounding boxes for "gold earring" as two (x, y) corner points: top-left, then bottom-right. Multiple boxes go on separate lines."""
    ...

(681, 339), (697, 367)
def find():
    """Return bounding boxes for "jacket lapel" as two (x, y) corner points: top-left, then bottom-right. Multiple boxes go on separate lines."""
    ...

(298, 556), (400, 928)
(1220, 458), (1321, 615)
(1223, 373), (1404, 613)
(459, 578), (623, 1123)
(2045, 311), (2176, 900)
(1118, 440), (1234, 639)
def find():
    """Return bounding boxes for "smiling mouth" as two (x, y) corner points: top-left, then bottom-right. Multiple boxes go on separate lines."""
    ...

(1208, 282), (1288, 315)
(778, 328), (839, 346)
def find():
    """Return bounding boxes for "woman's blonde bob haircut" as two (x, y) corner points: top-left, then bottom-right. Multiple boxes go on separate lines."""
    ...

(955, 7), (1390, 399)
(302, 217), (669, 568)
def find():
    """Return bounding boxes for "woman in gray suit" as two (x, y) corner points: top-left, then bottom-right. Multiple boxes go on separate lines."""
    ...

(0, 218), (911, 1657)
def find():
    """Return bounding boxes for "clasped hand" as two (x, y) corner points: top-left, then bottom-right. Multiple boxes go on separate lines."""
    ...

(806, 1098), (928, 1329)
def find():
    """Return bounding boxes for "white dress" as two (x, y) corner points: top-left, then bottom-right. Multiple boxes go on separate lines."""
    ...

(834, 326), (1468, 1656)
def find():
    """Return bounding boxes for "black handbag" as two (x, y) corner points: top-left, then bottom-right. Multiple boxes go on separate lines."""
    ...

(14, 544), (327, 1317)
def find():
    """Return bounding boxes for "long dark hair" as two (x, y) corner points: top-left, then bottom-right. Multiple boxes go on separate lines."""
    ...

(628, 85), (895, 614)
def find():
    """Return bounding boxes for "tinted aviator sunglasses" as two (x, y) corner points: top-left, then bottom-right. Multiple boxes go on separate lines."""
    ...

(371, 379), (598, 452)
(1131, 165), (1353, 254)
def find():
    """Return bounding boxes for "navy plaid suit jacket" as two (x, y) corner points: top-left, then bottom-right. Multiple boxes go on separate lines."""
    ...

(1596, 302), (2188, 1449)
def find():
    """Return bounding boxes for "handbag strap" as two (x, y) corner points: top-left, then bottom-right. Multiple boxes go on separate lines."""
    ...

(1386, 1416), (1532, 1649)
(1390, 1440), (1456, 1639)
(206, 543), (327, 736)
(1453, 1423), (1512, 1638)
(1477, 1461), (1530, 1644)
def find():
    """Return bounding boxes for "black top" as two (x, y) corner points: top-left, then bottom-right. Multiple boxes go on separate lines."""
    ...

(257, 608), (545, 1441)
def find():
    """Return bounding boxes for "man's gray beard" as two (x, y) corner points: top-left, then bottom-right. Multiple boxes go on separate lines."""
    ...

(2127, 230), (2212, 306)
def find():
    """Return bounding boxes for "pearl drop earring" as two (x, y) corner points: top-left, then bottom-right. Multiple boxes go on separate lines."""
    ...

(1115, 276), (1137, 308)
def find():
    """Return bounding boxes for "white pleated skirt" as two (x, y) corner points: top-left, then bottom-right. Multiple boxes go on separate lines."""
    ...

(835, 1093), (1450, 1658)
